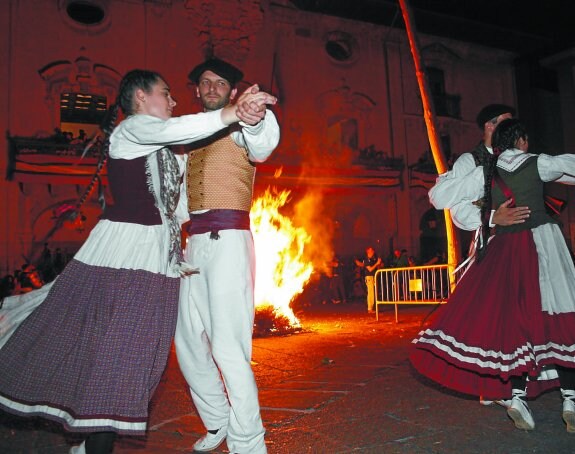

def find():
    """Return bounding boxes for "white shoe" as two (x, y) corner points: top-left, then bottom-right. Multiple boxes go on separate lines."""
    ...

(193, 425), (228, 452)
(507, 396), (535, 430)
(562, 389), (575, 433)
(69, 441), (86, 454)
(480, 397), (511, 408)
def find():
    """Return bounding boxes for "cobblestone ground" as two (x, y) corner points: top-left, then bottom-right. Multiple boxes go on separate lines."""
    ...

(2, 302), (575, 453)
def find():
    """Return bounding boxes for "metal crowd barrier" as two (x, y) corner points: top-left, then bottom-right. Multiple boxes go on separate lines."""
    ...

(374, 264), (457, 322)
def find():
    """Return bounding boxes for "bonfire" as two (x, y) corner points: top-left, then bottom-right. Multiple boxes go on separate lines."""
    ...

(251, 188), (314, 336)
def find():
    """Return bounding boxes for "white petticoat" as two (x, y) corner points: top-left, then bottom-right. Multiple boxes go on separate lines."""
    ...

(0, 282), (54, 348)
(74, 219), (175, 276)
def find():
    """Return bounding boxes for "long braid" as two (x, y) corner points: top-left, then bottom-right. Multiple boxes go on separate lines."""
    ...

(476, 118), (528, 262)
(476, 152), (497, 262)
(54, 103), (119, 226)
(81, 103), (119, 211)
(76, 103), (119, 212)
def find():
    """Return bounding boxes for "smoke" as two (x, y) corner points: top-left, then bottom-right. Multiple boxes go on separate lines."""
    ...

(291, 189), (335, 275)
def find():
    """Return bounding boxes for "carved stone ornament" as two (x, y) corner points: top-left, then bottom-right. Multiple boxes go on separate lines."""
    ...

(184, 0), (264, 64)
(38, 50), (121, 125)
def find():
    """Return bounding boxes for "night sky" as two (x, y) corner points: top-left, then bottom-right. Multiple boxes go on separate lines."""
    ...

(291, 0), (575, 57)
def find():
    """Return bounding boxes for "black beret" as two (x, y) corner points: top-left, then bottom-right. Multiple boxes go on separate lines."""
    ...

(188, 58), (244, 86)
(476, 104), (516, 128)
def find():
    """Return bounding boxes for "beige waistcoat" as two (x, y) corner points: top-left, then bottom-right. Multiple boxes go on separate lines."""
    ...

(186, 135), (255, 212)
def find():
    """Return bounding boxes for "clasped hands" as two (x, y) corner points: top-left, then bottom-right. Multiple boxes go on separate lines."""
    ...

(235, 84), (277, 125)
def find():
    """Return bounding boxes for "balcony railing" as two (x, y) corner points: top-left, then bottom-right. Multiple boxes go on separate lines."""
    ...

(6, 134), (106, 185)
(354, 146), (405, 171)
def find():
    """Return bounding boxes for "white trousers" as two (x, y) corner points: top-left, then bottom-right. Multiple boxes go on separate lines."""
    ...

(365, 275), (375, 311)
(175, 229), (266, 454)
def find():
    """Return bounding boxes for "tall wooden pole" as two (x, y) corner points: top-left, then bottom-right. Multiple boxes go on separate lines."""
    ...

(397, 0), (461, 280)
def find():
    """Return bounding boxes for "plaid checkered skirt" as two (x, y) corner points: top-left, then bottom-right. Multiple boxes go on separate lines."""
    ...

(0, 221), (179, 435)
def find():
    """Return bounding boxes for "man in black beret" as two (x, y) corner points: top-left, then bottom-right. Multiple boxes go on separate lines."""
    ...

(175, 57), (279, 454)
(476, 103), (516, 130)
(186, 58), (245, 112)
(188, 57), (244, 88)
(429, 103), (530, 233)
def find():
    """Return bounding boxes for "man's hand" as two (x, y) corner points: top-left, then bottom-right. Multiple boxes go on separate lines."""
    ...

(492, 198), (530, 226)
(236, 101), (266, 125)
(236, 84), (277, 125)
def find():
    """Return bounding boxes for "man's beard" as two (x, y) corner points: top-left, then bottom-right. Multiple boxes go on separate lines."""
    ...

(202, 95), (230, 111)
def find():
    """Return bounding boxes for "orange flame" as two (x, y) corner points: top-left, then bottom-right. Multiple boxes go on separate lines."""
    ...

(251, 188), (314, 326)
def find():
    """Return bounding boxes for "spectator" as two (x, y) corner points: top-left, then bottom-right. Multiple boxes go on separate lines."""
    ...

(392, 249), (409, 268)
(327, 255), (347, 304)
(53, 248), (66, 275)
(354, 246), (382, 313)
(0, 275), (16, 300)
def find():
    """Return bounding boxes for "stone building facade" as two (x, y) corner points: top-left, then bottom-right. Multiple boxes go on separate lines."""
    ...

(2, 0), (567, 276)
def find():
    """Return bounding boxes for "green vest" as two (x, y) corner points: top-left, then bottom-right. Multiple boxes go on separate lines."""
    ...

(492, 156), (557, 234)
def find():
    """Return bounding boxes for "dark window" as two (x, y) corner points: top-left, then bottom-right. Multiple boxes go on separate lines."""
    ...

(341, 118), (358, 149)
(325, 31), (357, 63)
(426, 67), (461, 119)
(326, 40), (352, 61)
(66, 1), (105, 25)
(427, 67), (445, 95)
(327, 118), (358, 152)
(60, 93), (107, 125)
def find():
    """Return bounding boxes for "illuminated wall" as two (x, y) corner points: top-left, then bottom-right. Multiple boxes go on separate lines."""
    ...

(0, 0), (518, 274)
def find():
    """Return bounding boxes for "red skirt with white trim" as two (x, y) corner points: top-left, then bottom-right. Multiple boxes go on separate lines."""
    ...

(410, 229), (575, 400)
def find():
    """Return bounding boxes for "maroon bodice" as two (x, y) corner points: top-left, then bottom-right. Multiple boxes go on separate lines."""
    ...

(101, 156), (162, 225)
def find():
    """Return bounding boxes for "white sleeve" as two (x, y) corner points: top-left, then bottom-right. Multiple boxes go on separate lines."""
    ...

(537, 153), (575, 184)
(447, 166), (485, 231)
(111, 111), (226, 159)
(428, 153), (485, 209)
(232, 110), (280, 163)
(449, 201), (483, 231)
(428, 153), (485, 231)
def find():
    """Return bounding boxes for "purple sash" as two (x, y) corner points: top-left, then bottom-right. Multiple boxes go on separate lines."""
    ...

(188, 209), (250, 238)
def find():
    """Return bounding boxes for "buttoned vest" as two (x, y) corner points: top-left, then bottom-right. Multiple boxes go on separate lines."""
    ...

(186, 135), (255, 212)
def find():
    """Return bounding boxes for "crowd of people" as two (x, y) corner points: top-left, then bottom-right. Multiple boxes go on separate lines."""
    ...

(301, 246), (440, 311)
(20, 128), (104, 157)
(0, 244), (72, 301)
(50, 128), (104, 157)
(17, 128), (105, 157)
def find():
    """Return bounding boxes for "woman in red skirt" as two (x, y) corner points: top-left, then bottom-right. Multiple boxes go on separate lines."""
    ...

(411, 118), (575, 432)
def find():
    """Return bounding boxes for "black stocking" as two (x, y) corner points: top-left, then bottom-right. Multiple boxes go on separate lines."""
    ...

(85, 431), (116, 454)
(510, 374), (527, 391)
(557, 365), (575, 390)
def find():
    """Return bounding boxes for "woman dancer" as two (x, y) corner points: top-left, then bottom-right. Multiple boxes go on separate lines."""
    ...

(0, 69), (275, 453)
(411, 118), (575, 432)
